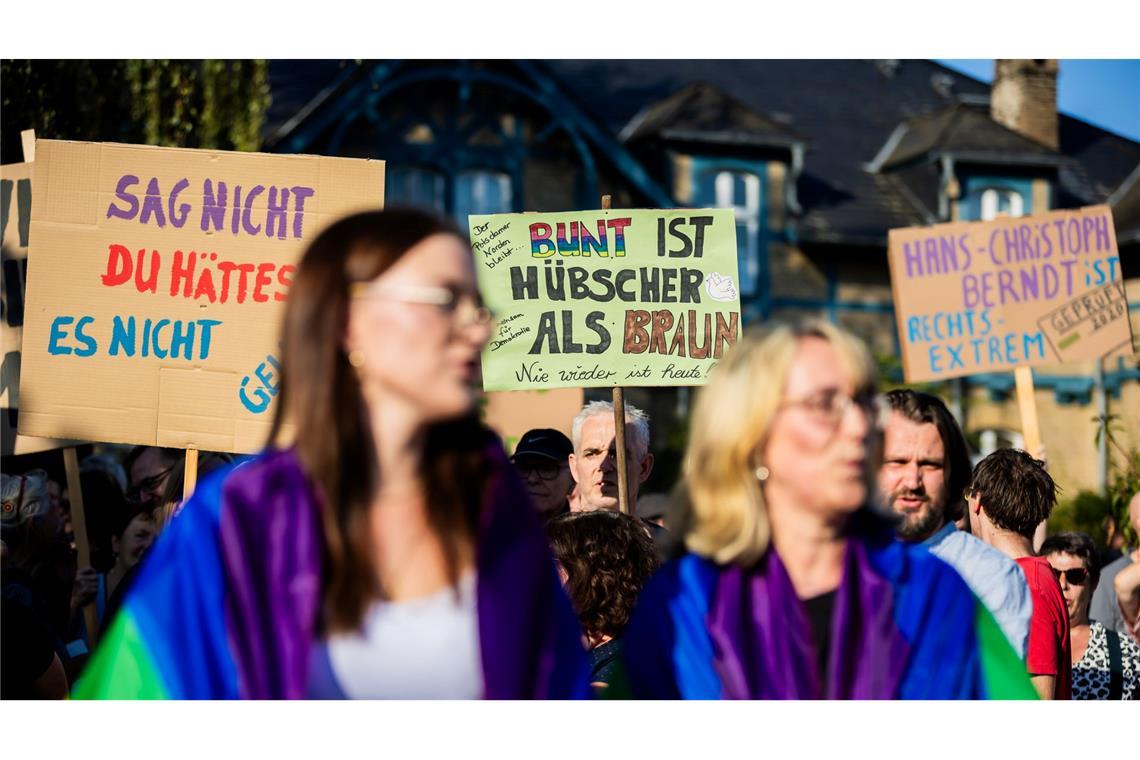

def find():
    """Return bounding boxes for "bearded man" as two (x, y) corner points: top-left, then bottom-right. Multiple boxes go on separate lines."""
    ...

(879, 389), (1031, 659)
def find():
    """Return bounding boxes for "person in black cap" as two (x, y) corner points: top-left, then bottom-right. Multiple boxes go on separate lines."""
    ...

(511, 429), (575, 521)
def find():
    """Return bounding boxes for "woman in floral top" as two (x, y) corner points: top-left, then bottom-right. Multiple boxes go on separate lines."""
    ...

(1043, 532), (1140, 700)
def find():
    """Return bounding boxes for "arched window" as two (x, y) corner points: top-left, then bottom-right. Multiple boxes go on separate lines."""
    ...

(702, 170), (761, 296)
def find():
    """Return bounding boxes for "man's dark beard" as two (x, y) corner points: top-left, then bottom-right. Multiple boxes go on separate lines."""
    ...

(894, 493), (945, 542)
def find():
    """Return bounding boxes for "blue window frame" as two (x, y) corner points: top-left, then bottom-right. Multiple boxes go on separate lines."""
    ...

(691, 159), (767, 298)
(454, 170), (512, 228)
(960, 175), (1034, 221)
(386, 166), (446, 213)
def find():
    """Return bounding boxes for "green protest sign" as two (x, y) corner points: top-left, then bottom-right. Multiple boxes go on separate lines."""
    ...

(470, 208), (742, 391)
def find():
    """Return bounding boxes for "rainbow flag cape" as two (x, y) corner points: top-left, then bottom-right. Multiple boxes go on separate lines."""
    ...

(610, 517), (1036, 700)
(75, 440), (591, 699)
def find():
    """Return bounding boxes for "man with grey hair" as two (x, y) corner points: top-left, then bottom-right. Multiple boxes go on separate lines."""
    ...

(568, 400), (654, 513)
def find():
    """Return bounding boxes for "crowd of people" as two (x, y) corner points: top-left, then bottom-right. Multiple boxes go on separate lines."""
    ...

(3, 207), (1139, 700)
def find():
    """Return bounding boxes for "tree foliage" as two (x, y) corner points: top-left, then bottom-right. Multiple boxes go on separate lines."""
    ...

(1, 60), (270, 163)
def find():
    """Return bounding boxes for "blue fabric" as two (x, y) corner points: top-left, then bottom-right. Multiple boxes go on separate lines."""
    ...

(867, 537), (986, 699)
(625, 535), (992, 699)
(624, 554), (721, 698)
(924, 522), (1032, 659)
(123, 465), (240, 699)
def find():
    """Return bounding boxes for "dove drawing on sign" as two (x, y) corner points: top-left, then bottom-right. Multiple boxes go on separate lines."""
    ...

(704, 272), (738, 302)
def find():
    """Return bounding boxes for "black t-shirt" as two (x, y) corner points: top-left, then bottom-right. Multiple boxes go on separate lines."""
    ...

(803, 589), (837, 684)
(1, 594), (57, 699)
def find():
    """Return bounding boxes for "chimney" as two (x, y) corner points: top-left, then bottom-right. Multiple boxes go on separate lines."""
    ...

(990, 59), (1059, 150)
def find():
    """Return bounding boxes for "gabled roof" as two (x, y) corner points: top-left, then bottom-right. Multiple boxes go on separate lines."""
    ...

(263, 59), (1140, 248)
(619, 81), (804, 149)
(1109, 163), (1140, 244)
(866, 102), (1060, 172)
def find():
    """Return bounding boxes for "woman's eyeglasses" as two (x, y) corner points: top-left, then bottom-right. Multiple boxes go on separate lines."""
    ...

(779, 389), (887, 429)
(1050, 566), (1090, 586)
(351, 282), (495, 329)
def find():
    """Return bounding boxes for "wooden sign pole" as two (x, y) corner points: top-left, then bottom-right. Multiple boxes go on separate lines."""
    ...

(183, 448), (198, 501)
(1014, 366), (1043, 458)
(601, 194), (632, 516)
(25, 130), (98, 642)
(21, 129), (35, 162)
(1015, 365), (1048, 551)
(63, 447), (99, 645)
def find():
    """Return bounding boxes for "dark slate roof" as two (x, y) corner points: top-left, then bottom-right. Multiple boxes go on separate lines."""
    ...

(619, 81), (804, 148)
(869, 102), (1060, 170)
(1110, 163), (1140, 244)
(264, 59), (1140, 249)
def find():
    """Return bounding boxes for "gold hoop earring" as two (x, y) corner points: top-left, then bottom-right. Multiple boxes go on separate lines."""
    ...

(347, 350), (366, 368)
(754, 465), (770, 482)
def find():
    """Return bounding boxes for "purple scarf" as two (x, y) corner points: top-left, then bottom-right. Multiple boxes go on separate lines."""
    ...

(218, 437), (588, 699)
(707, 537), (910, 699)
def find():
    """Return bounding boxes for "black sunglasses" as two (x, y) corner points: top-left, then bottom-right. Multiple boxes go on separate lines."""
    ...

(514, 460), (565, 481)
(1051, 566), (1089, 586)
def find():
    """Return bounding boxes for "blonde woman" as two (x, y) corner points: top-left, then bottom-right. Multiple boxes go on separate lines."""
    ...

(615, 321), (1033, 699)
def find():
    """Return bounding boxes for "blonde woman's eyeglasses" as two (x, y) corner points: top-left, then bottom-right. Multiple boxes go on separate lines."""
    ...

(779, 389), (887, 429)
(350, 282), (495, 328)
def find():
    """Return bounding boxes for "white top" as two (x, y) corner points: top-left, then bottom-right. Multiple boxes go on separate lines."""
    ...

(925, 522), (1033, 660)
(326, 572), (483, 699)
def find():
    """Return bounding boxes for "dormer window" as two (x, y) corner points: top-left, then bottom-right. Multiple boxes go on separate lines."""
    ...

(979, 187), (1024, 220)
(962, 177), (1035, 224)
(703, 169), (761, 296)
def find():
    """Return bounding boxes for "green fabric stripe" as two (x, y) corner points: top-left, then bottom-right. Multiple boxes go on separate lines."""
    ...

(974, 602), (1038, 700)
(72, 611), (170, 700)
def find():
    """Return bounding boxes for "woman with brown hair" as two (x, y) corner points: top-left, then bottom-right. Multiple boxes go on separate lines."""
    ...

(75, 209), (590, 699)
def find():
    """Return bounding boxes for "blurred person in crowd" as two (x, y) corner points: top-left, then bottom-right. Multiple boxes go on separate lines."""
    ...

(510, 429), (574, 521)
(569, 400), (653, 514)
(124, 446), (180, 506)
(68, 468), (131, 642)
(75, 209), (589, 699)
(98, 502), (157, 615)
(2, 594), (69, 699)
(1, 471), (72, 638)
(1090, 491), (1140, 637)
(548, 511), (660, 689)
(1114, 561), (1140, 645)
(2, 470), (76, 694)
(879, 390), (1031, 659)
(81, 453), (129, 494)
(634, 492), (671, 549)
(97, 503), (158, 635)
(568, 483), (581, 512)
(636, 493), (669, 529)
(1042, 532), (1139, 699)
(1100, 512), (1125, 568)
(967, 448), (1069, 699)
(617, 322), (1033, 699)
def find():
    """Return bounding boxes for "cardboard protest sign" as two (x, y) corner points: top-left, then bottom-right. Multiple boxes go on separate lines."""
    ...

(18, 140), (384, 453)
(888, 205), (1133, 383)
(2, 160), (81, 455)
(470, 209), (741, 391)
